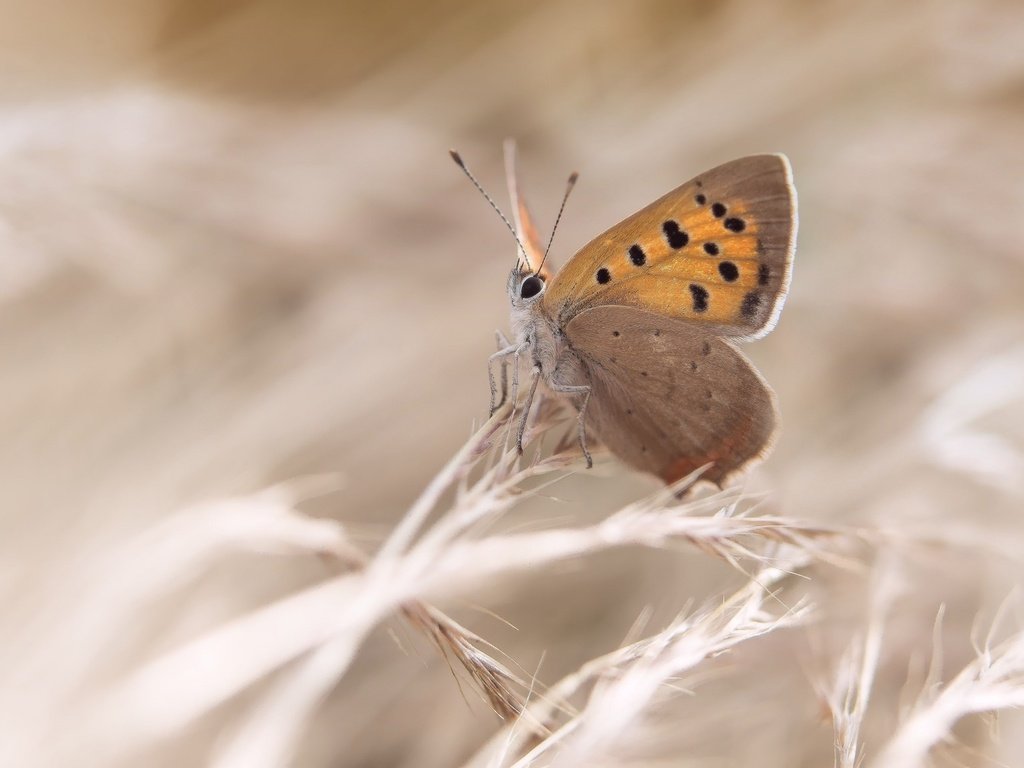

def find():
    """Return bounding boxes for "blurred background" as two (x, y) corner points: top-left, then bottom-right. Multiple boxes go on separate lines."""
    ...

(1, 0), (1022, 766)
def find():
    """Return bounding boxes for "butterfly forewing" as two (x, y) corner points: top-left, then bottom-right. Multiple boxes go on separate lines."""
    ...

(504, 139), (553, 280)
(563, 306), (777, 486)
(543, 155), (796, 339)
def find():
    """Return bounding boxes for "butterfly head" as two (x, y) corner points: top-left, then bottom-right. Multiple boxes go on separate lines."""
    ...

(507, 268), (546, 309)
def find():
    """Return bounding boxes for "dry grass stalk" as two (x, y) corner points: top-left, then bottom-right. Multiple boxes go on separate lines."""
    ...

(470, 554), (813, 768)
(77, 392), (850, 768)
(823, 560), (898, 768)
(868, 605), (1024, 768)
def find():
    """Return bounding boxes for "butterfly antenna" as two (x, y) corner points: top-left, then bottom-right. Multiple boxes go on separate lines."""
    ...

(449, 149), (529, 268)
(536, 170), (578, 277)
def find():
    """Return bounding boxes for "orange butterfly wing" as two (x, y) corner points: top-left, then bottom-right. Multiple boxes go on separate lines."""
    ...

(504, 139), (554, 281)
(542, 155), (796, 340)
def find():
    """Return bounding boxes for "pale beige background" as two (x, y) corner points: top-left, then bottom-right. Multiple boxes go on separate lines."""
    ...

(1, 1), (1023, 766)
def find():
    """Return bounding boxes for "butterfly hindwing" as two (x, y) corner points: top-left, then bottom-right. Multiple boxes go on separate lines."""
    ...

(563, 305), (778, 486)
(543, 155), (796, 339)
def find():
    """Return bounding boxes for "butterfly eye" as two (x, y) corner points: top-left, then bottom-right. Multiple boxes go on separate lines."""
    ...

(520, 276), (544, 299)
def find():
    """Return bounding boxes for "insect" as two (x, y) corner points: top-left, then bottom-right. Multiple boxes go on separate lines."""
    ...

(451, 142), (797, 487)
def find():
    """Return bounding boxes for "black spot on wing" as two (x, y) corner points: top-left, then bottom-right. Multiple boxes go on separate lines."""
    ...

(689, 284), (709, 313)
(741, 291), (762, 320)
(662, 220), (689, 249)
(718, 261), (739, 282)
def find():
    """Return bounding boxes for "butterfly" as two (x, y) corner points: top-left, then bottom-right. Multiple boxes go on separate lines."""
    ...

(453, 142), (797, 488)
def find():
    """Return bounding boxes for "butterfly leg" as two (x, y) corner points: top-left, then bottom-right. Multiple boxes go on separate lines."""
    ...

(488, 337), (520, 416)
(490, 330), (515, 413)
(501, 342), (530, 453)
(514, 366), (542, 454)
(547, 381), (593, 468)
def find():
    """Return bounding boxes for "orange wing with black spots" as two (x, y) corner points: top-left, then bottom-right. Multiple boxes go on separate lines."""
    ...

(543, 155), (796, 340)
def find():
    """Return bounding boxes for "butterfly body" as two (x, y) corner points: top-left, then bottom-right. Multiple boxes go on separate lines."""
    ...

(485, 146), (797, 489)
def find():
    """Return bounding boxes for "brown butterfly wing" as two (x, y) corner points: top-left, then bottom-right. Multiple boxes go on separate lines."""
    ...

(544, 155), (796, 340)
(563, 305), (777, 486)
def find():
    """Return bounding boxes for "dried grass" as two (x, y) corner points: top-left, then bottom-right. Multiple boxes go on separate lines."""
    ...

(64, 398), (844, 767)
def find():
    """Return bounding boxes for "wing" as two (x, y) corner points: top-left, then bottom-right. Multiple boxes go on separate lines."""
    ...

(564, 305), (778, 486)
(503, 139), (553, 281)
(543, 155), (796, 340)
